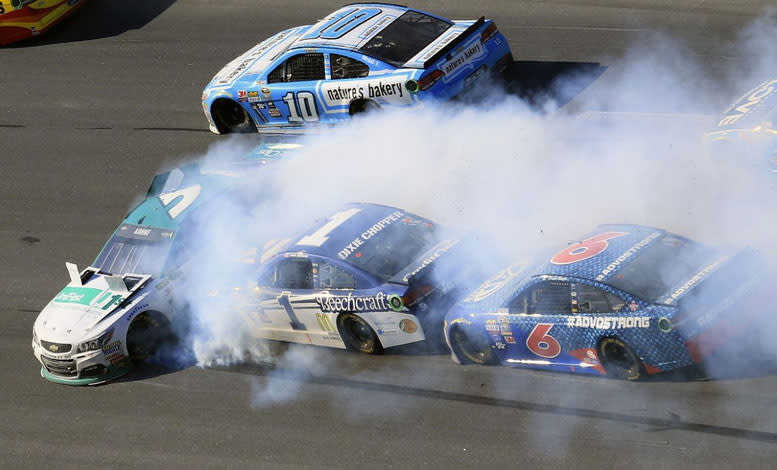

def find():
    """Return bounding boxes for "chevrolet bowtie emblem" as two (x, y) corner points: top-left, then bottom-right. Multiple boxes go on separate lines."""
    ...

(48, 344), (59, 352)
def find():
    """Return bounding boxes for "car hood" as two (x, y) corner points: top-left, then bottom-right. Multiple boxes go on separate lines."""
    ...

(35, 273), (146, 343)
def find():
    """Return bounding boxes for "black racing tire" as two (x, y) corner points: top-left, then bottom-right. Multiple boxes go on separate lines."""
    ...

(210, 98), (256, 133)
(126, 312), (173, 363)
(449, 326), (497, 365)
(337, 313), (383, 354)
(349, 99), (380, 116)
(597, 337), (644, 381)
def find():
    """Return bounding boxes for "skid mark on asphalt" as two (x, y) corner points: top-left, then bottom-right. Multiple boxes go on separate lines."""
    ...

(218, 363), (777, 444)
(133, 127), (211, 132)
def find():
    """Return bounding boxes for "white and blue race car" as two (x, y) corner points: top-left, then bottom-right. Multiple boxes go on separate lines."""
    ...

(202, 3), (512, 134)
(235, 202), (480, 354)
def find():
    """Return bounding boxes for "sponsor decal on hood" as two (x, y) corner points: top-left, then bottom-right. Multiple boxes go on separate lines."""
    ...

(53, 287), (102, 306)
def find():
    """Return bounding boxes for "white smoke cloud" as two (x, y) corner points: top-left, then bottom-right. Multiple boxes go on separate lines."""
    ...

(166, 12), (777, 401)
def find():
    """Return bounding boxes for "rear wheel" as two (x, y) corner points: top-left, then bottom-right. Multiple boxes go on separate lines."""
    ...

(211, 98), (256, 133)
(598, 337), (643, 380)
(349, 99), (380, 116)
(337, 313), (383, 354)
(126, 313), (173, 363)
(449, 326), (497, 365)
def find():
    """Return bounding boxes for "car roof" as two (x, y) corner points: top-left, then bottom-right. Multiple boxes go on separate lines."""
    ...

(271, 202), (419, 261)
(716, 79), (777, 130)
(458, 224), (676, 310)
(289, 4), (415, 53)
(534, 224), (670, 280)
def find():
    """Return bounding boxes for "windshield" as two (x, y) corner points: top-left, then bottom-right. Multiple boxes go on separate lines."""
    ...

(346, 215), (438, 280)
(94, 224), (175, 276)
(359, 10), (451, 67)
(605, 234), (718, 303)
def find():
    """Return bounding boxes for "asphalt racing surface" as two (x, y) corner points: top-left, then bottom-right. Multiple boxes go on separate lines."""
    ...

(2, 1), (776, 468)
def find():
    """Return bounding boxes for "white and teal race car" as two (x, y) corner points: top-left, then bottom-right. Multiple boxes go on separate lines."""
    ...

(31, 143), (297, 385)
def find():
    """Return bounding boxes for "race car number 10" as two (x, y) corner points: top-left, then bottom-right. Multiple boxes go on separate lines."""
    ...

(283, 92), (319, 122)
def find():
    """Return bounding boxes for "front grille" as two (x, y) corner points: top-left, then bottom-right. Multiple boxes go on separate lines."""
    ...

(41, 356), (77, 377)
(40, 340), (72, 354)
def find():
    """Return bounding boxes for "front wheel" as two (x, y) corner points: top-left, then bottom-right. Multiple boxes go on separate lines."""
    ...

(449, 326), (497, 365)
(210, 98), (256, 133)
(597, 337), (643, 380)
(337, 313), (383, 354)
(126, 313), (173, 363)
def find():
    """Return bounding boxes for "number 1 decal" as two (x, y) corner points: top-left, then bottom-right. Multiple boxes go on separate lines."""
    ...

(297, 208), (361, 247)
(550, 232), (628, 265)
(159, 185), (201, 219)
(278, 291), (306, 330)
(283, 91), (319, 123)
(526, 323), (561, 358)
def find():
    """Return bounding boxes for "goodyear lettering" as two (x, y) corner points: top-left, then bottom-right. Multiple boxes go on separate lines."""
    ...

(565, 316), (650, 329)
(126, 303), (149, 322)
(595, 231), (661, 281)
(314, 291), (390, 312)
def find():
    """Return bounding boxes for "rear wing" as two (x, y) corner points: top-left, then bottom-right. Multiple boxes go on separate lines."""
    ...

(671, 249), (764, 335)
(399, 231), (503, 349)
(422, 17), (485, 69)
(401, 231), (503, 311)
(671, 248), (769, 363)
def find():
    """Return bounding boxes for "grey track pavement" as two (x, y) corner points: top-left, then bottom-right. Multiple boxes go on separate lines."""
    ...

(1, 1), (776, 469)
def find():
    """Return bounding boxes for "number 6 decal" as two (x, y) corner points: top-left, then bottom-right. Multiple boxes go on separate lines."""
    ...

(526, 323), (561, 358)
(550, 231), (628, 265)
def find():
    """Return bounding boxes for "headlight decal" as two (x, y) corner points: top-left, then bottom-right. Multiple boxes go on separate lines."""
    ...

(76, 328), (114, 353)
